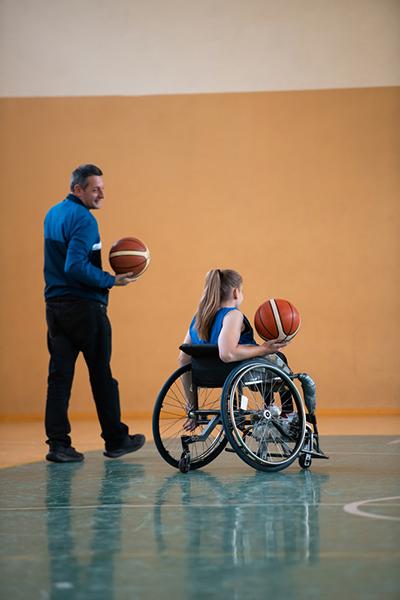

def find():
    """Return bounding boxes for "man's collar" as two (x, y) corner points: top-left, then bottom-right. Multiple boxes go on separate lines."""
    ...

(67, 193), (86, 207)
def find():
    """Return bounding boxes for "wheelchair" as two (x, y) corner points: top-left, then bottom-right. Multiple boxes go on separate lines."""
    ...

(152, 344), (328, 473)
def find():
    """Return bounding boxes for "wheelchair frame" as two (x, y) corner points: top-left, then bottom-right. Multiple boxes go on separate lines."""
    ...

(152, 345), (328, 473)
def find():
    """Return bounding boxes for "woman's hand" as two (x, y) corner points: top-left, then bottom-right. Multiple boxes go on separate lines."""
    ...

(260, 339), (289, 354)
(183, 416), (198, 432)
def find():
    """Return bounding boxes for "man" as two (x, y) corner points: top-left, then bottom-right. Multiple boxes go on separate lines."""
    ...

(44, 164), (145, 462)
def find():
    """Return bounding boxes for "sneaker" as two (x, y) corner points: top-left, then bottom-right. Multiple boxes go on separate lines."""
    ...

(252, 420), (277, 444)
(278, 412), (299, 435)
(46, 446), (84, 463)
(281, 411), (298, 423)
(103, 434), (146, 459)
(256, 440), (269, 460)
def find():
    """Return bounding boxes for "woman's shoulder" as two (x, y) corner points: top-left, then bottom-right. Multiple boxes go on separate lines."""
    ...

(220, 307), (243, 322)
(218, 306), (240, 314)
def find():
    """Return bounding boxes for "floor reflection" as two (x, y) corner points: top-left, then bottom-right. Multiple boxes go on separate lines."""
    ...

(45, 460), (145, 599)
(44, 456), (329, 599)
(154, 471), (329, 567)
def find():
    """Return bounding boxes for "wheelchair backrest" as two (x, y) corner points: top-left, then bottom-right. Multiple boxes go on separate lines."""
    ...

(180, 343), (242, 388)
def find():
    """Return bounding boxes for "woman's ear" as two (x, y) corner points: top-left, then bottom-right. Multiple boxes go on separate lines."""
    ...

(232, 287), (239, 300)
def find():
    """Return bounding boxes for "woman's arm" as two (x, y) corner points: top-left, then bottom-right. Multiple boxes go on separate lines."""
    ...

(218, 310), (288, 362)
(178, 330), (192, 365)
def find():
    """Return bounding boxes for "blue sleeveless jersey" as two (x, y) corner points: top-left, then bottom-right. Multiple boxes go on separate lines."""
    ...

(189, 307), (256, 345)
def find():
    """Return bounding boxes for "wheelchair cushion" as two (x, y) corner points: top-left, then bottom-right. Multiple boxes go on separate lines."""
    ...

(180, 344), (242, 388)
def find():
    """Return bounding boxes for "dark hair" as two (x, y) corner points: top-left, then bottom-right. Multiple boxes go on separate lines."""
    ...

(195, 269), (243, 341)
(70, 164), (103, 192)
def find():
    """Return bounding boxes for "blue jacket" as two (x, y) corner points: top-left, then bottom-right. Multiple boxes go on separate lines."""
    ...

(44, 194), (115, 304)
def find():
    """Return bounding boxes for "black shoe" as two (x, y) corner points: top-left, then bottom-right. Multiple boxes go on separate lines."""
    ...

(46, 446), (84, 463)
(103, 434), (146, 459)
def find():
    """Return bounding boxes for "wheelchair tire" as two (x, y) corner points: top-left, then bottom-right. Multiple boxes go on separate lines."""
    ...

(153, 364), (227, 470)
(221, 359), (306, 472)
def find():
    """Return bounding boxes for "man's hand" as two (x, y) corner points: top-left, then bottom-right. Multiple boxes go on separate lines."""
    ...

(114, 272), (137, 286)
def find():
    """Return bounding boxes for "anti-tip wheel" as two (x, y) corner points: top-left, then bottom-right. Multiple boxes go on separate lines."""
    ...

(299, 453), (312, 469)
(179, 455), (191, 473)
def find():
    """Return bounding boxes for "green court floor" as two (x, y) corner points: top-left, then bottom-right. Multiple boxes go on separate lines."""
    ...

(1, 436), (399, 599)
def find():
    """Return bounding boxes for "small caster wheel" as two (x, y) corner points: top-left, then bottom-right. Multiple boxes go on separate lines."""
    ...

(179, 454), (190, 473)
(299, 453), (312, 469)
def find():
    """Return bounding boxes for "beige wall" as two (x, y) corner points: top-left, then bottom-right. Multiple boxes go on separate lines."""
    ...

(1, 0), (399, 96)
(0, 86), (399, 419)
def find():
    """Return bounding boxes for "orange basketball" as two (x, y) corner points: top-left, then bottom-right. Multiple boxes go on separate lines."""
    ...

(109, 237), (150, 278)
(254, 298), (301, 342)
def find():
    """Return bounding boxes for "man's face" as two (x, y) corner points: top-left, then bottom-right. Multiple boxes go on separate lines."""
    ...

(74, 175), (104, 209)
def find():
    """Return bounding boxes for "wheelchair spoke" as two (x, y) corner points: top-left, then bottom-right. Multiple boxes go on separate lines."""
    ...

(159, 416), (186, 436)
(165, 386), (187, 408)
(159, 409), (186, 419)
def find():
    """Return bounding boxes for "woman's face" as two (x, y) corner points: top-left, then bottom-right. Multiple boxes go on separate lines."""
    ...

(234, 284), (244, 307)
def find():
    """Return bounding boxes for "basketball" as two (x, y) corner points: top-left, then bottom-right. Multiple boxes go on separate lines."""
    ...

(109, 237), (150, 278)
(254, 298), (301, 342)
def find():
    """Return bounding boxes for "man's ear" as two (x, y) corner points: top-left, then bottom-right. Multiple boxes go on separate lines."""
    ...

(73, 184), (83, 198)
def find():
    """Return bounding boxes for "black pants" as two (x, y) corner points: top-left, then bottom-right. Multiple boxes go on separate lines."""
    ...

(45, 297), (129, 450)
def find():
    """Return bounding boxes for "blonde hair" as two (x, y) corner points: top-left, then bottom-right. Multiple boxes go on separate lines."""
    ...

(194, 269), (243, 341)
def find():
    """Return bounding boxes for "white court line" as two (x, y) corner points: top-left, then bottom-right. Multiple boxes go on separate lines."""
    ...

(388, 439), (400, 445)
(1, 502), (400, 512)
(328, 451), (399, 455)
(343, 496), (400, 522)
(0, 502), (347, 511)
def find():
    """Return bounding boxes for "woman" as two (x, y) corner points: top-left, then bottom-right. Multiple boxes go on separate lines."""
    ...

(179, 269), (294, 431)
(179, 269), (289, 365)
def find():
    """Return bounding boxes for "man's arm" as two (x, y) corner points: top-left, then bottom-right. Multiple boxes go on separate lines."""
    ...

(65, 217), (115, 288)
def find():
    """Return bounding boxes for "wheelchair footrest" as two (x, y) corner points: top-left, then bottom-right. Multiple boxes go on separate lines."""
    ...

(301, 448), (329, 460)
(301, 430), (329, 461)
(224, 446), (236, 453)
(310, 449), (329, 460)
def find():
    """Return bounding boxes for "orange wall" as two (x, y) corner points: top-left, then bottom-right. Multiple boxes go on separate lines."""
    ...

(0, 87), (399, 420)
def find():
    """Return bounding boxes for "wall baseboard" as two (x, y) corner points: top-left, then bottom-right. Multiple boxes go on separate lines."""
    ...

(1, 408), (400, 422)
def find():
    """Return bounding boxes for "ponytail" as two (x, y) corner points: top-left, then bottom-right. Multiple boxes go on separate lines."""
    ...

(195, 269), (242, 341)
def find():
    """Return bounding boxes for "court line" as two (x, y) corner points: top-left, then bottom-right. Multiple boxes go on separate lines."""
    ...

(343, 496), (400, 522)
(1, 501), (400, 512)
(387, 439), (400, 445)
(0, 502), (346, 511)
(328, 451), (399, 455)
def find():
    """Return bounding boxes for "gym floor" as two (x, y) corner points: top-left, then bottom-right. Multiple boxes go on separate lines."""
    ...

(1, 418), (399, 599)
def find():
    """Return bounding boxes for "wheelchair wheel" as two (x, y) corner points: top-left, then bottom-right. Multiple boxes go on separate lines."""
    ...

(153, 364), (227, 470)
(299, 453), (312, 470)
(221, 360), (306, 472)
